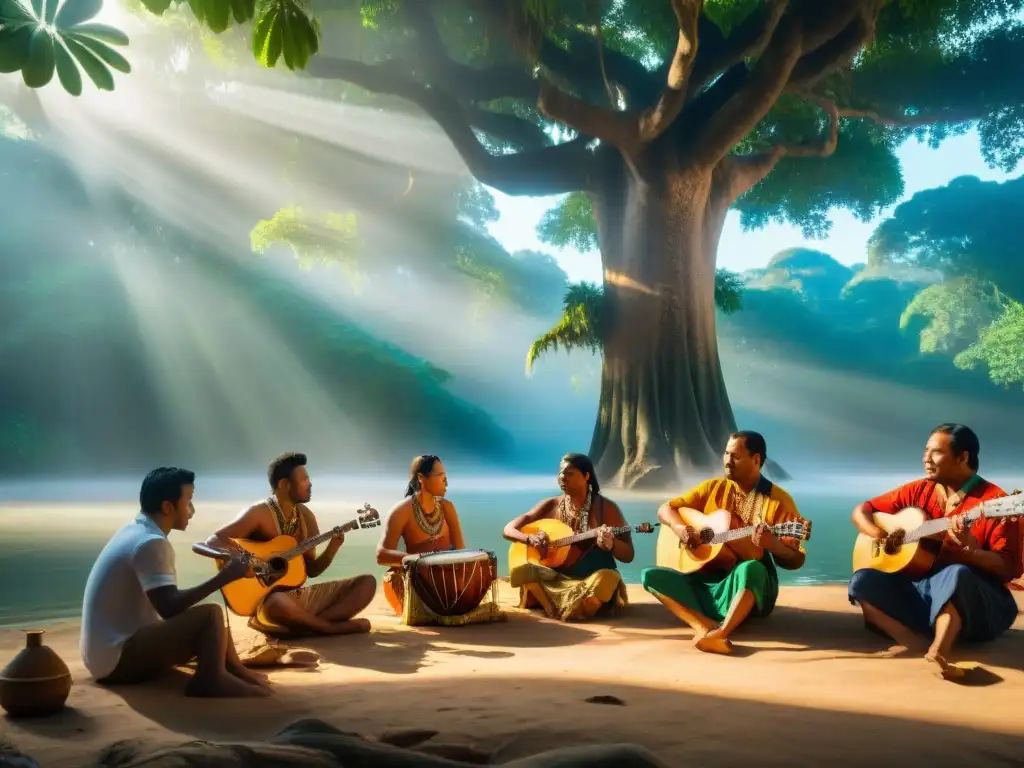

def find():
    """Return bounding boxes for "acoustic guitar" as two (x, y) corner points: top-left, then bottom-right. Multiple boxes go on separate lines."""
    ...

(851, 494), (1024, 579)
(508, 517), (656, 571)
(654, 507), (811, 575)
(200, 503), (381, 616)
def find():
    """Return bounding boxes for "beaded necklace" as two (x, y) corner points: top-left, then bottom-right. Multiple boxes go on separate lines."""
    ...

(411, 492), (445, 538)
(734, 483), (763, 526)
(559, 486), (593, 533)
(267, 495), (300, 536)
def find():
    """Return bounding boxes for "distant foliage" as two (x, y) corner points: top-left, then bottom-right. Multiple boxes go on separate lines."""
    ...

(537, 191), (599, 253)
(0, 0), (131, 94)
(954, 299), (1024, 390)
(714, 268), (744, 315)
(250, 205), (361, 275)
(870, 172), (1024, 387)
(899, 278), (1004, 356)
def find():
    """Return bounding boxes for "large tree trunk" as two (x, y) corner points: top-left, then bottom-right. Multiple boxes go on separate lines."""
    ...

(588, 144), (738, 490)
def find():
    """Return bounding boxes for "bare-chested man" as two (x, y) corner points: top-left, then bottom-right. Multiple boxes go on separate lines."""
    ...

(205, 452), (376, 637)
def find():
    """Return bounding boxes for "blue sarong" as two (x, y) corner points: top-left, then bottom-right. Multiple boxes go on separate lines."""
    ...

(848, 563), (1019, 642)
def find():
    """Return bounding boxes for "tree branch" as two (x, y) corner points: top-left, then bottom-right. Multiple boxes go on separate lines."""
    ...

(689, 0), (789, 95)
(538, 79), (642, 151)
(540, 28), (661, 107)
(463, 106), (551, 149)
(785, 10), (876, 92)
(691, 0), (873, 165)
(638, 0), (704, 142)
(714, 94), (839, 204)
(305, 57), (590, 196)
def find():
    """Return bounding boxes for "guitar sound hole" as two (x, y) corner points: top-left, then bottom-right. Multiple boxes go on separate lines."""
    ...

(267, 557), (288, 576)
(699, 529), (713, 545)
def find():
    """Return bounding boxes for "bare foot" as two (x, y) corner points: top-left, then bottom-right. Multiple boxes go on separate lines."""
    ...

(693, 628), (733, 655)
(186, 672), (272, 698)
(328, 618), (371, 635)
(229, 662), (272, 689)
(872, 644), (911, 659)
(925, 651), (966, 681)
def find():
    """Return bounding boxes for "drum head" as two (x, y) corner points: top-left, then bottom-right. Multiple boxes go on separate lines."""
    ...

(415, 548), (492, 566)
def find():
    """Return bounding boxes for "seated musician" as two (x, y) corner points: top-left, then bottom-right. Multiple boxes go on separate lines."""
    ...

(503, 453), (633, 621)
(641, 431), (806, 654)
(205, 452), (376, 637)
(80, 467), (270, 697)
(376, 454), (467, 615)
(848, 423), (1022, 680)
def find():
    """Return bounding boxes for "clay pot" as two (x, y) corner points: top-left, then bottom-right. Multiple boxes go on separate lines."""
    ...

(0, 630), (72, 717)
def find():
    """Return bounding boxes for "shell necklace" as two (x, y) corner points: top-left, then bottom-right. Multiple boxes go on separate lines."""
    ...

(412, 492), (445, 538)
(559, 486), (592, 533)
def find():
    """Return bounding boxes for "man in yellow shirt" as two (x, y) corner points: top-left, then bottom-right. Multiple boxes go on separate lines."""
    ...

(641, 431), (807, 654)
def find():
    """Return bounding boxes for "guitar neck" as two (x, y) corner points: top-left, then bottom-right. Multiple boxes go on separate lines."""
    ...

(551, 525), (632, 549)
(278, 518), (359, 560)
(714, 524), (759, 545)
(906, 498), (1022, 543)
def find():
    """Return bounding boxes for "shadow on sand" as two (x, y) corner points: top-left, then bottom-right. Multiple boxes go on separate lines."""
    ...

(289, 609), (598, 676)
(605, 601), (1024, 676)
(95, 672), (1024, 767)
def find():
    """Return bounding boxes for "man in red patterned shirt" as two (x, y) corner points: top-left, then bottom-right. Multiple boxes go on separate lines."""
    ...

(849, 423), (1022, 680)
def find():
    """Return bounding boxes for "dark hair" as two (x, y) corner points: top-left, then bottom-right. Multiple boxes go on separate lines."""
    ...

(406, 454), (441, 497)
(730, 431), (767, 464)
(560, 453), (600, 493)
(268, 452), (307, 489)
(139, 467), (195, 516)
(931, 423), (980, 470)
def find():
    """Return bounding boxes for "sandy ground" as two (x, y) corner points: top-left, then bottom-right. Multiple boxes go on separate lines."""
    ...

(2, 583), (1023, 767)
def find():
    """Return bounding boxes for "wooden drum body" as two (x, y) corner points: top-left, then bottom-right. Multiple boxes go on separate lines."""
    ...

(403, 549), (497, 617)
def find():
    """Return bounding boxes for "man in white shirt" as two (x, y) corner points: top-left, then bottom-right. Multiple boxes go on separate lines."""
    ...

(80, 466), (271, 697)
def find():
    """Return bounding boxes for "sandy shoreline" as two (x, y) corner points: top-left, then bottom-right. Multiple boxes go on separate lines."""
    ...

(2, 583), (1023, 766)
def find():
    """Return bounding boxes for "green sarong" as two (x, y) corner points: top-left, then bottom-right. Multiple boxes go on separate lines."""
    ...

(640, 555), (780, 622)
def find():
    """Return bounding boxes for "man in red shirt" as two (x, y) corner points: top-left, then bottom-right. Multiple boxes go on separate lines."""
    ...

(849, 423), (1022, 680)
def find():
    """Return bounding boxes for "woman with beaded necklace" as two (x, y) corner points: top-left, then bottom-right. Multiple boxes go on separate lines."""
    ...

(376, 455), (467, 616)
(503, 453), (634, 621)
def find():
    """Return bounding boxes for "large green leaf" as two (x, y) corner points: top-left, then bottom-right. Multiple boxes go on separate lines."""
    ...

(21, 27), (55, 87)
(0, 0), (35, 22)
(62, 32), (114, 89)
(52, 36), (82, 94)
(53, 0), (102, 29)
(0, 23), (34, 73)
(249, 0), (317, 70)
(68, 29), (129, 71)
(69, 22), (128, 44)
(1, 0), (130, 94)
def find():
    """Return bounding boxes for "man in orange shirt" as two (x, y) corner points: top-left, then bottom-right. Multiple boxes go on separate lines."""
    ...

(849, 423), (1022, 679)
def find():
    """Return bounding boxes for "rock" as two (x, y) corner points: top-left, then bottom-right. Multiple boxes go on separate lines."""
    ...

(584, 695), (625, 706)
(0, 737), (39, 768)
(377, 728), (440, 748)
(102, 718), (664, 768)
(96, 739), (145, 767)
(414, 742), (492, 763)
